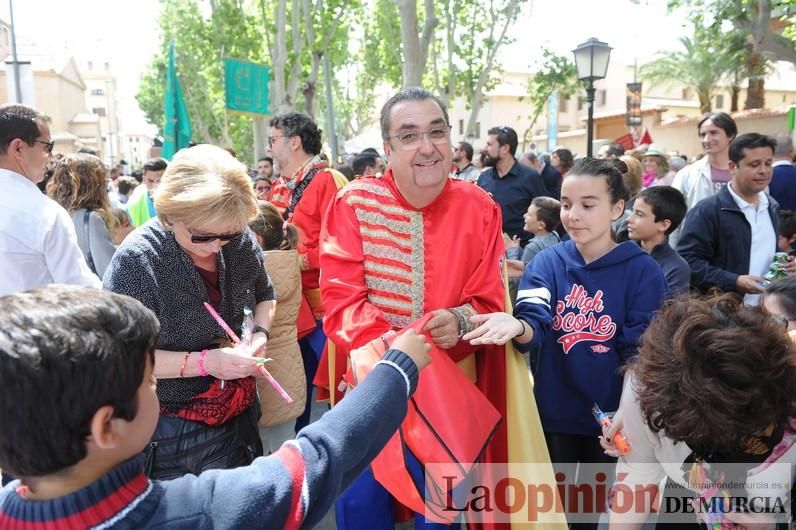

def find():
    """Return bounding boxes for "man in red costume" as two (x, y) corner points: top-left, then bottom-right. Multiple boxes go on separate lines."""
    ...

(317, 88), (559, 529)
(267, 111), (347, 431)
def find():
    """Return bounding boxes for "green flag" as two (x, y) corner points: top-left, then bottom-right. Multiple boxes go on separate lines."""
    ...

(789, 106), (795, 131)
(162, 41), (192, 160)
(223, 57), (270, 115)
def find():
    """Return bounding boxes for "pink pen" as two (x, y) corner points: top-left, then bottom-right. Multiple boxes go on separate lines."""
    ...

(203, 302), (236, 389)
(202, 303), (292, 403)
(257, 362), (294, 404)
(203, 303), (241, 344)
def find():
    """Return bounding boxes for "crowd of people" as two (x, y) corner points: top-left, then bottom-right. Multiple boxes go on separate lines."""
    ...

(0, 89), (795, 530)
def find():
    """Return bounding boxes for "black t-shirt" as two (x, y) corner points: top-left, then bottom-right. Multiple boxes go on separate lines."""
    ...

(477, 161), (549, 241)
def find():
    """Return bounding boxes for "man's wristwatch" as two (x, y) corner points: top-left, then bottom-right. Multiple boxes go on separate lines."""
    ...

(252, 325), (270, 340)
(449, 307), (470, 338)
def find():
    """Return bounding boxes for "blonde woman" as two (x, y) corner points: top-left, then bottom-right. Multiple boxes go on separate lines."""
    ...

(249, 201), (306, 453)
(104, 144), (276, 479)
(47, 153), (117, 278)
(620, 155), (643, 199)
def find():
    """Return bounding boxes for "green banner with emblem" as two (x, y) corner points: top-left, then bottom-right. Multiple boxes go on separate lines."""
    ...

(223, 58), (270, 115)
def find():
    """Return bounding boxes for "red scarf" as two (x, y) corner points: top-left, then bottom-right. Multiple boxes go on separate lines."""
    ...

(171, 377), (256, 426)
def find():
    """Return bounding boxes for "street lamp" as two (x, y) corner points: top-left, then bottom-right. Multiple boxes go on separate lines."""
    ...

(572, 38), (612, 157)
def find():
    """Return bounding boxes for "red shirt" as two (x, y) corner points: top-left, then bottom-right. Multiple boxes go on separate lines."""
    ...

(268, 176), (291, 214)
(288, 168), (345, 294)
(317, 171), (505, 392)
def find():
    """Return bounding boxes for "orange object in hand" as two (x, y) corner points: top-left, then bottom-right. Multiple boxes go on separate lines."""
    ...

(592, 403), (631, 455)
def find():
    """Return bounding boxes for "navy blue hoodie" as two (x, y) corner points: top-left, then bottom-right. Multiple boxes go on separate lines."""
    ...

(515, 240), (666, 436)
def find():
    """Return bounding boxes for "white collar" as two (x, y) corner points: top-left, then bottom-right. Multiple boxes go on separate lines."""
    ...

(727, 181), (768, 210)
(0, 167), (39, 191)
(773, 160), (793, 168)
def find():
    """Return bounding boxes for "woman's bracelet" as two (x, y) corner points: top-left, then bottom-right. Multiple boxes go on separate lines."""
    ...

(197, 349), (209, 377)
(179, 351), (191, 377)
(514, 319), (528, 338)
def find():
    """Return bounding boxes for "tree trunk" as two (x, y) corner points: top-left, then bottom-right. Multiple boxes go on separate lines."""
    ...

(463, 0), (519, 138)
(730, 85), (740, 112)
(265, 0), (290, 113)
(697, 89), (712, 114)
(736, 0), (796, 66)
(302, 0), (317, 119)
(744, 50), (767, 109)
(253, 116), (269, 161)
(395, 0), (438, 88)
(439, 0), (458, 105)
(521, 96), (550, 152)
(286, 0), (304, 110)
(303, 82), (316, 120)
(396, 0), (422, 87)
(745, 78), (766, 109)
(301, 1), (345, 121)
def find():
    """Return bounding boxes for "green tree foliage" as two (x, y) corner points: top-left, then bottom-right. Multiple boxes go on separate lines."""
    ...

(361, 0), (404, 89)
(669, 0), (796, 63)
(520, 48), (580, 149)
(666, 0), (796, 109)
(361, 0), (525, 137)
(259, 0), (361, 115)
(138, 0), (362, 164)
(137, 0), (262, 163)
(640, 30), (740, 113)
(450, 0), (522, 138)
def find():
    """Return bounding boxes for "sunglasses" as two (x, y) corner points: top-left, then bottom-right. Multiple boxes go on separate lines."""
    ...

(34, 140), (54, 154)
(189, 230), (243, 244)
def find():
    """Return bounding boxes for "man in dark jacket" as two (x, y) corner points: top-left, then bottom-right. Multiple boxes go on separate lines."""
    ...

(769, 132), (796, 211)
(677, 133), (782, 305)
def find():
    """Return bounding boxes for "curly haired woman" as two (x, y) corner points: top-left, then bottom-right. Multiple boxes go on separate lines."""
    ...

(47, 153), (117, 277)
(608, 295), (796, 529)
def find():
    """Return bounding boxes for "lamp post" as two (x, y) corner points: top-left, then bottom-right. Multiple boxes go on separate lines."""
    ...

(572, 38), (612, 157)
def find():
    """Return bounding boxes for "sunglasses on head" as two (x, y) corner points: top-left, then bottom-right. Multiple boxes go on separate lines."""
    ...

(189, 231), (243, 244)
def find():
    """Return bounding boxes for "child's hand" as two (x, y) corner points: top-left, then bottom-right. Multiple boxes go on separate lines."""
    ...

(502, 232), (520, 249)
(598, 411), (626, 458)
(785, 255), (796, 275)
(392, 330), (432, 370)
(506, 259), (525, 278)
(463, 313), (529, 345)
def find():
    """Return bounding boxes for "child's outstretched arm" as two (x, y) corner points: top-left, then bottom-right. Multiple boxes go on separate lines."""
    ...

(182, 331), (431, 529)
(291, 330), (430, 527)
(463, 313), (533, 345)
(464, 251), (556, 347)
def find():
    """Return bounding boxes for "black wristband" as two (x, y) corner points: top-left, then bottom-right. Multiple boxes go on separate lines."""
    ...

(514, 319), (528, 338)
(252, 325), (270, 340)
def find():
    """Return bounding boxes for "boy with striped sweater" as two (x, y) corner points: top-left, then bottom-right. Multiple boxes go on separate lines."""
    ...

(0, 286), (429, 529)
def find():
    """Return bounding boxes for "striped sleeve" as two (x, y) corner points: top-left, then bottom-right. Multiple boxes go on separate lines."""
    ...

(272, 441), (308, 530)
(516, 286), (552, 310)
(513, 252), (555, 353)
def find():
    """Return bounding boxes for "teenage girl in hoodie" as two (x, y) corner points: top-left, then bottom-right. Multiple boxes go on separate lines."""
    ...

(465, 158), (666, 525)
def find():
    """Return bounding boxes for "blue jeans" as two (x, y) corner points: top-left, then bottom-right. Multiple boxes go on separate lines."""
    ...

(294, 321), (325, 432)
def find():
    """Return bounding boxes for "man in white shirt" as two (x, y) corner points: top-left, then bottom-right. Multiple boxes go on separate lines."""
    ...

(669, 112), (738, 247)
(0, 103), (100, 295)
(677, 133), (784, 305)
(451, 141), (481, 182)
